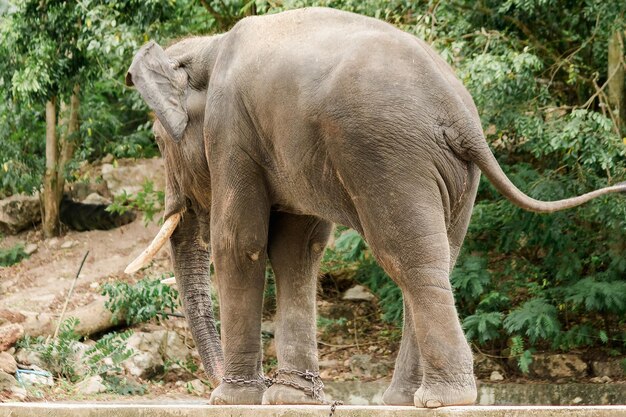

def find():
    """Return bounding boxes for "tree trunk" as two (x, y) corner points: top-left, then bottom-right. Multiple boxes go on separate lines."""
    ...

(608, 30), (625, 132)
(57, 83), (80, 202)
(42, 97), (59, 238)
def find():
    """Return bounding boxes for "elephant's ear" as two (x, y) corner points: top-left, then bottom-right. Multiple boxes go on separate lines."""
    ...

(126, 41), (188, 142)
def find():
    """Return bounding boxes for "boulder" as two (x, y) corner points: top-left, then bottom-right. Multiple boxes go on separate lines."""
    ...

(17, 368), (54, 386)
(348, 354), (391, 378)
(187, 378), (206, 395)
(490, 370), (504, 381)
(101, 158), (165, 197)
(0, 323), (24, 351)
(0, 194), (41, 234)
(474, 353), (505, 379)
(75, 375), (107, 394)
(342, 285), (375, 302)
(123, 330), (191, 379)
(529, 353), (588, 379)
(591, 359), (625, 379)
(23, 243), (38, 256)
(82, 193), (111, 205)
(0, 370), (18, 391)
(0, 352), (17, 374)
(14, 348), (45, 369)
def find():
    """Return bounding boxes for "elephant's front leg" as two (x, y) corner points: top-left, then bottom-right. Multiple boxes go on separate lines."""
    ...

(262, 213), (333, 404)
(208, 183), (271, 405)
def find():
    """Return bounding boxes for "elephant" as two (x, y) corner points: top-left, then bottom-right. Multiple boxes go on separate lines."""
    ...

(123, 7), (625, 408)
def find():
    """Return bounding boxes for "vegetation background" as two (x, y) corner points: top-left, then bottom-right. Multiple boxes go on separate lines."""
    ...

(1, 0), (625, 375)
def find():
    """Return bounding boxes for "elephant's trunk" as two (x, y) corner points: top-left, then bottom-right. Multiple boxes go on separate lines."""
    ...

(170, 211), (224, 387)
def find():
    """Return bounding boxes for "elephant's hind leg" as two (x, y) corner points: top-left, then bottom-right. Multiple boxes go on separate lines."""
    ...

(262, 213), (333, 404)
(382, 298), (423, 405)
(358, 196), (476, 408)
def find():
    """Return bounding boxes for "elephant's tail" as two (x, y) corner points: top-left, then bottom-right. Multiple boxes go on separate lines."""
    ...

(465, 136), (626, 213)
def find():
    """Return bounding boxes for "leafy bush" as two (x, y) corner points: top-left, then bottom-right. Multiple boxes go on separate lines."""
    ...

(17, 318), (135, 385)
(102, 277), (179, 325)
(106, 180), (165, 226)
(0, 243), (29, 266)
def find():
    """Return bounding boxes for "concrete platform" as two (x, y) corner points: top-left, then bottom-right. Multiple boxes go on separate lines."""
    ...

(2, 403), (626, 417)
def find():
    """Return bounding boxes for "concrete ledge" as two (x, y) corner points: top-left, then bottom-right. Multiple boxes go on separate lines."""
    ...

(2, 403), (626, 417)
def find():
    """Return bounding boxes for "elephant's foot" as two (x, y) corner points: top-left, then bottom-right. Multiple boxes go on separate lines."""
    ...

(208, 381), (266, 405)
(382, 385), (417, 406)
(413, 377), (477, 408)
(262, 370), (325, 405)
(262, 384), (325, 404)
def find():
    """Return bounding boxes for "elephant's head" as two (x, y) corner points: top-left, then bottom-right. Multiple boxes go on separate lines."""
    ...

(123, 38), (225, 386)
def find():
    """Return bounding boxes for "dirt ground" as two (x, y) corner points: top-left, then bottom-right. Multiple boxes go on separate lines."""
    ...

(0, 219), (169, 314)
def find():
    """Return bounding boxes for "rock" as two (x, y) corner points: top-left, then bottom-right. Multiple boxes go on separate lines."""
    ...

(14, 348), (45, 368)
(60, 240), (78, 249)
(490, 370), (504, 381)
(160, 330), (192, 361)
(571, 397), (583, 404)
(82, 193), (111, 205)
(348, 354), (390, 378)
(101, 154), (114, 164)
(591, 359), (625, 379)
(317, 301), (354, 320)
(529, 353), (588, 379)
(123, 350), (162, 379)
(319, 359), (340, 369)
(47, 238), (59, 248)
(102, 158), (165, 197)
(75, 375), (107, 394)
(0, 323), (24, 351)
(122, 330), (192, 380)
(10, 386), (28, 400)
(0, 370), (18, 390)
(474, 353), (505, 379)
(16, 367), (54, 386)
(0, 194), (41, 234)
(342, 285), (375, 302)
(187, 378), (206, 395)
(0, 351), (17, 373)
(23, 243), (38, 256)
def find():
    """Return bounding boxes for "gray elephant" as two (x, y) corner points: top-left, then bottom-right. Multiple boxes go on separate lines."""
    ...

(123, 7), (625, 408)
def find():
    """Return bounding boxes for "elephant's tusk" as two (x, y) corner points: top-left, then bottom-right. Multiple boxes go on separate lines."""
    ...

(124, 213), (181, 274)
(160, 277), (177, 286)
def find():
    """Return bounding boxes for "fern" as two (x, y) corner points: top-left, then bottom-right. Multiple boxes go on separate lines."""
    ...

(450, 255), (491, 302)
(564, 278), (626, 313)
(503, 298), (560, 343)
(463, 311), (503, 344)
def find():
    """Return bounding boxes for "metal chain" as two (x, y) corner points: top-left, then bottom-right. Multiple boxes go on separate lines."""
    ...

(221, 375), (273, 388)
(329, 400), (342, 417)
(221, 368), (343, 415)
(271, 368), (325, 402)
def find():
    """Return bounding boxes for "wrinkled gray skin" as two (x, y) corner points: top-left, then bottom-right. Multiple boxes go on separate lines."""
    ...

(126, 8), (626, 408)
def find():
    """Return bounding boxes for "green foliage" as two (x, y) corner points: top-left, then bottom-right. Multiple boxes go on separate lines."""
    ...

(2, 0), (624, 373)
(83, 330), (135, 377)
(463, 311), (503, 345)
(503, 298), (561, 344)
(106, 180), (165, 226)
(17, 317), (134, 386)
(0, 243), (29, 266)
(317, 316), (348, 337)
(0, 0), (208, 197)
(323, 228), (403, 325)
(102, 277), (179, 325)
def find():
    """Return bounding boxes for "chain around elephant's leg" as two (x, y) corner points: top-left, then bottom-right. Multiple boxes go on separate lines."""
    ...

(262, 213), (333, 404)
